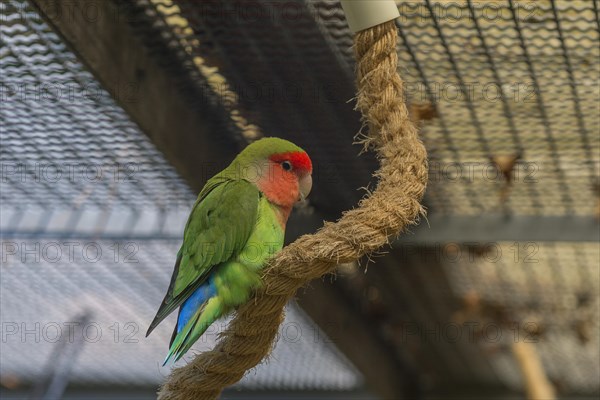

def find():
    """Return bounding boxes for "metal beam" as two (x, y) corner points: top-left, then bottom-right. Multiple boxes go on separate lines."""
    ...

(398, 215), (599, 243)
(30, 313), (91, 400)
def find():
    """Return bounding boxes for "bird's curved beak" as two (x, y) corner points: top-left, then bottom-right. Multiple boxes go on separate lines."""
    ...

(298, 173), (312, 202)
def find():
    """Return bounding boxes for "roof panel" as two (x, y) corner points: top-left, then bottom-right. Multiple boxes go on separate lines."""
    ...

(0, 239), (361, 389)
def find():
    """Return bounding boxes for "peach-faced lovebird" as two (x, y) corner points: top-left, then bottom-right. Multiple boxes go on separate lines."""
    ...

(146, 137), (313, 364)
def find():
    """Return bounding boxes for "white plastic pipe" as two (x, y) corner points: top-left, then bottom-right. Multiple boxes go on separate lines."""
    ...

(340, 0), (400, 33)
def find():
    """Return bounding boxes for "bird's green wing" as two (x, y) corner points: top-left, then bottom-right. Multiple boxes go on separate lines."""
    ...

(146, 178), (259, 336)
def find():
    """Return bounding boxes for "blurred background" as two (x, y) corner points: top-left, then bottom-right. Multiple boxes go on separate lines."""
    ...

(1, 0), (598, 399)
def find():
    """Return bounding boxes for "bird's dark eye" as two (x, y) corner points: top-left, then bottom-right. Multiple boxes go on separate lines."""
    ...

(281, 160), (293, 171)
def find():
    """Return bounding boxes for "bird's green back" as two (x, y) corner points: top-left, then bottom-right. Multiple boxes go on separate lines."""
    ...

(146, 179), (260, 336)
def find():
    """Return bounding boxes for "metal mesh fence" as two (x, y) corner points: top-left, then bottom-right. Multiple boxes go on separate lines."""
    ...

(1, 0), (599, 396)
(311, 0), (600, 216)
(0, 1), (194, 209)
(141, 0), (599, 217)
(1, 0), (196, 244)
(0, 0), (362, 391)
(442, 241), (600, 392)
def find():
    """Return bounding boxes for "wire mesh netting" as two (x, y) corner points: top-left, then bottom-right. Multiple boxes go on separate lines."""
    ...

(1, 0), (599, 397)
(0, 0), (362, 391)
(313, 0), (600, 216)
(131, 3), (599, 393)
(442, 241), (600, 392)
(0, 0), (196, 240)
(133, 0), (600, 217)
(0, 20), (193, 209)
(135, 0), (379, 218)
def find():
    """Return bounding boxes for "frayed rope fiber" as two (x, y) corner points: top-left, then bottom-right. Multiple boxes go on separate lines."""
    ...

(157, 20), (428, 400)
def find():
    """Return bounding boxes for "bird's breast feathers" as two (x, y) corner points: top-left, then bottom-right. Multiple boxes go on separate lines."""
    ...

(234, 195), (285, 270)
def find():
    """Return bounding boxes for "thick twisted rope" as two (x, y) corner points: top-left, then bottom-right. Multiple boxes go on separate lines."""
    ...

(157, 20), (428, 400)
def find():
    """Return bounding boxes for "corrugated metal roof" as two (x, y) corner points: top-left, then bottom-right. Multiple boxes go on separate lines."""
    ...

(0, 2), (193, 210)
(1, 238), (361, 389)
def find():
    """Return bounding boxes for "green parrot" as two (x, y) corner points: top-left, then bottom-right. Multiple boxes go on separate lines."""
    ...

(146, 137), (313, 364)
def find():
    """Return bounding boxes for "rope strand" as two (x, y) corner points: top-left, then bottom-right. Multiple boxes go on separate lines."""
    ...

(157, 20), (428, 400)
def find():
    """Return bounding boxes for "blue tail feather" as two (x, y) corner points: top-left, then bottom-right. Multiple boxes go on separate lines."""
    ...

(177, 279), (217, 334)
(162, 279), (217, 366)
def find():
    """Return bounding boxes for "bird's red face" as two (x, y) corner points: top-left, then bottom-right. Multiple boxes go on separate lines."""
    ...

(256, 151), (313, 217)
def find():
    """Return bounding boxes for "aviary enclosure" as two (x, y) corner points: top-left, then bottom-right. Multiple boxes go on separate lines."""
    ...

(0, 1), (598, 399)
